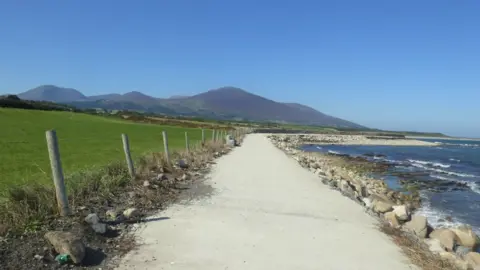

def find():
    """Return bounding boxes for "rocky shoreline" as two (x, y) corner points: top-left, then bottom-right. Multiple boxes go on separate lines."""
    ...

(269, 134), (480, 270)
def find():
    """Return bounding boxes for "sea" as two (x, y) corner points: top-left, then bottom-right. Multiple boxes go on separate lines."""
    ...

(302, 139), (480, 234)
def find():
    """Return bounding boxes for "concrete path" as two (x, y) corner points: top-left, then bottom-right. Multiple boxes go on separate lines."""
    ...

(118, 134), (413, 270)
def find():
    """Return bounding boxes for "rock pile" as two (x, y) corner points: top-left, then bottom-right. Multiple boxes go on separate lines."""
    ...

(268, 134), (480, 270)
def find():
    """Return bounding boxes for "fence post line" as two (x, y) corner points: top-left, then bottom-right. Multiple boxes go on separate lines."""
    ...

(185, 131), (189, 153)
(212, 129), (216, 142)
(201, 129), (205, 145)
(121, 134), (135, 178)
(162, 131), (170, 164)
(45, 130), (71, 216)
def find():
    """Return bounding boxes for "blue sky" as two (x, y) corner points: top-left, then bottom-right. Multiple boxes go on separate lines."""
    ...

(1, 1), (479, 137)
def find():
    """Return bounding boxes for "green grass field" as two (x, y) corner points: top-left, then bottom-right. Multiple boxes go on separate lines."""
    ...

(0, 108), (212, 189)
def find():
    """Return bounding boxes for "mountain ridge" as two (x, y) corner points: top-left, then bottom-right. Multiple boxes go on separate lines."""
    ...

(16, 85), (365, 128)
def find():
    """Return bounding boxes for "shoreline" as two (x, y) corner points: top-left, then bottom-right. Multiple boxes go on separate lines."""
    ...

(275, 133), (440, 146)
(268, 134), (480, 270)
(408, 136), (480, 141)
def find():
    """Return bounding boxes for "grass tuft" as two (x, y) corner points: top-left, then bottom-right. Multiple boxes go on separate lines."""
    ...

(0, 136), (243, 234)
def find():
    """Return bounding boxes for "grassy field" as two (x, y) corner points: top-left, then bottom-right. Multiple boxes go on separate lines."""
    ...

(0, 108), (214, 190)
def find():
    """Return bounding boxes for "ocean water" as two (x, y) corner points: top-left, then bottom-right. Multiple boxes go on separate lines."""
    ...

(302, 139), (480, 234)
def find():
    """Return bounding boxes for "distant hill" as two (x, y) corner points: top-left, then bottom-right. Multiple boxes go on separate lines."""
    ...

(16, 85), (365, 128)
(18, 85), (87, 102)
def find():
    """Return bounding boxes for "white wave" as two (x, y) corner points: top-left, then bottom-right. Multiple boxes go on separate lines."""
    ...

(430, 174), (456, 181)
(411, 163), (476, 178)
(408, 159), (451, 168)
(449, 158), (461, 162)
(327, 150), (341, 155)
(432, 168), (475, 178)
(430, 174), (480, 194)
(467, 182), (480, 194)
(444, 143), (480, 147)
(432, 162), (450, 168)
(316, 146), (322, 150)
(408, 159), (429, 165)
(415, 193), (469, 232)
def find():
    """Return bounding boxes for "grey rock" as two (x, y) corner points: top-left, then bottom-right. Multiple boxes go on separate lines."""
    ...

(392, 205), (410, 221)
(455, 246), (472, 257)
(362, 198), (373, 209)
(106, 209), (118, 220)
(143, 180), (150, 187)
(91, 223), (107, 234)
(44, 231), (85, 264)
(156, 173), (167, 181)
(430, 228), (457, 251)
(404, 215), (428, 238)
(84, 213), (100, 225)
(177, 159), (188, 169)
(424, 238), (444, 253)
(123, 208), (140, 219)
(372, 200), (393, 213)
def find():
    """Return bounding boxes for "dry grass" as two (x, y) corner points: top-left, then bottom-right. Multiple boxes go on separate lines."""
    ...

(378, 222), (464, 270)
(0, 138), (239, 235)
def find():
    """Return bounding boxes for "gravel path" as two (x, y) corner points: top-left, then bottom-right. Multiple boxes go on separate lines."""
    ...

(117, 134), (413, 270)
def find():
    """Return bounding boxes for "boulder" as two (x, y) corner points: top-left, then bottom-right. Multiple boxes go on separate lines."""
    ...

(465, 252), (480, 268)
(123, 208), (140, 219)
(362, 198), (373, 209)
(384, 212), (400, 228)
(430, 229), (458, 251)
(404, 215), (428, 238)
(455, 246), (472, 257)
(451, 225), (478, 249)
(106, 209), (118, 220)
(392, 205), (410, 221)
(156, 173), (168, 181)
(373, 200), (393, 213)
(44, 231), (85, 264)
(143, 180), (150, 187)
(176, 159), (188, 169)
(424, 238), (444, 253)
(91, 223), (107, 234)
(439, 251), (456, 261)
(84, 213), (100, 225)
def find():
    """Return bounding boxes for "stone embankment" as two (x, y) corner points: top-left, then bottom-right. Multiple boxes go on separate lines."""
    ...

(269, 134), (480, 270)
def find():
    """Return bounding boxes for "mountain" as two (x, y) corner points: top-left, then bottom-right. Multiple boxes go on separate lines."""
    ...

(179, 87), (364, 128)
(16, 85), (365, 128)
(18, 85), (87, 102)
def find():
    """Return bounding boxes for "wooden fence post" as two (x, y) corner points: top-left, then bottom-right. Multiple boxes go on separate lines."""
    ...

(162, 131), (170, 164)
(121, 134), (135, 178)
(201, 129), (205, 145)
(45, 130), (70, 216)
(185, 131), (189, 153)
(212, 129), (216, 142)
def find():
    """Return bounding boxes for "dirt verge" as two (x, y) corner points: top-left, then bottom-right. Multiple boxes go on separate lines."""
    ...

(0, 133), (247, 270)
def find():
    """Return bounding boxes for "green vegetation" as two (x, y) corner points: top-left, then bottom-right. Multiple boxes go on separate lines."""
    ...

(0, 108), (213, 190)
(0, 94), (77, 112)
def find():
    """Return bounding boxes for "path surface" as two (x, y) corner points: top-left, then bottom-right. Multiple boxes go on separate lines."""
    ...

(118, 134), (413, 270)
